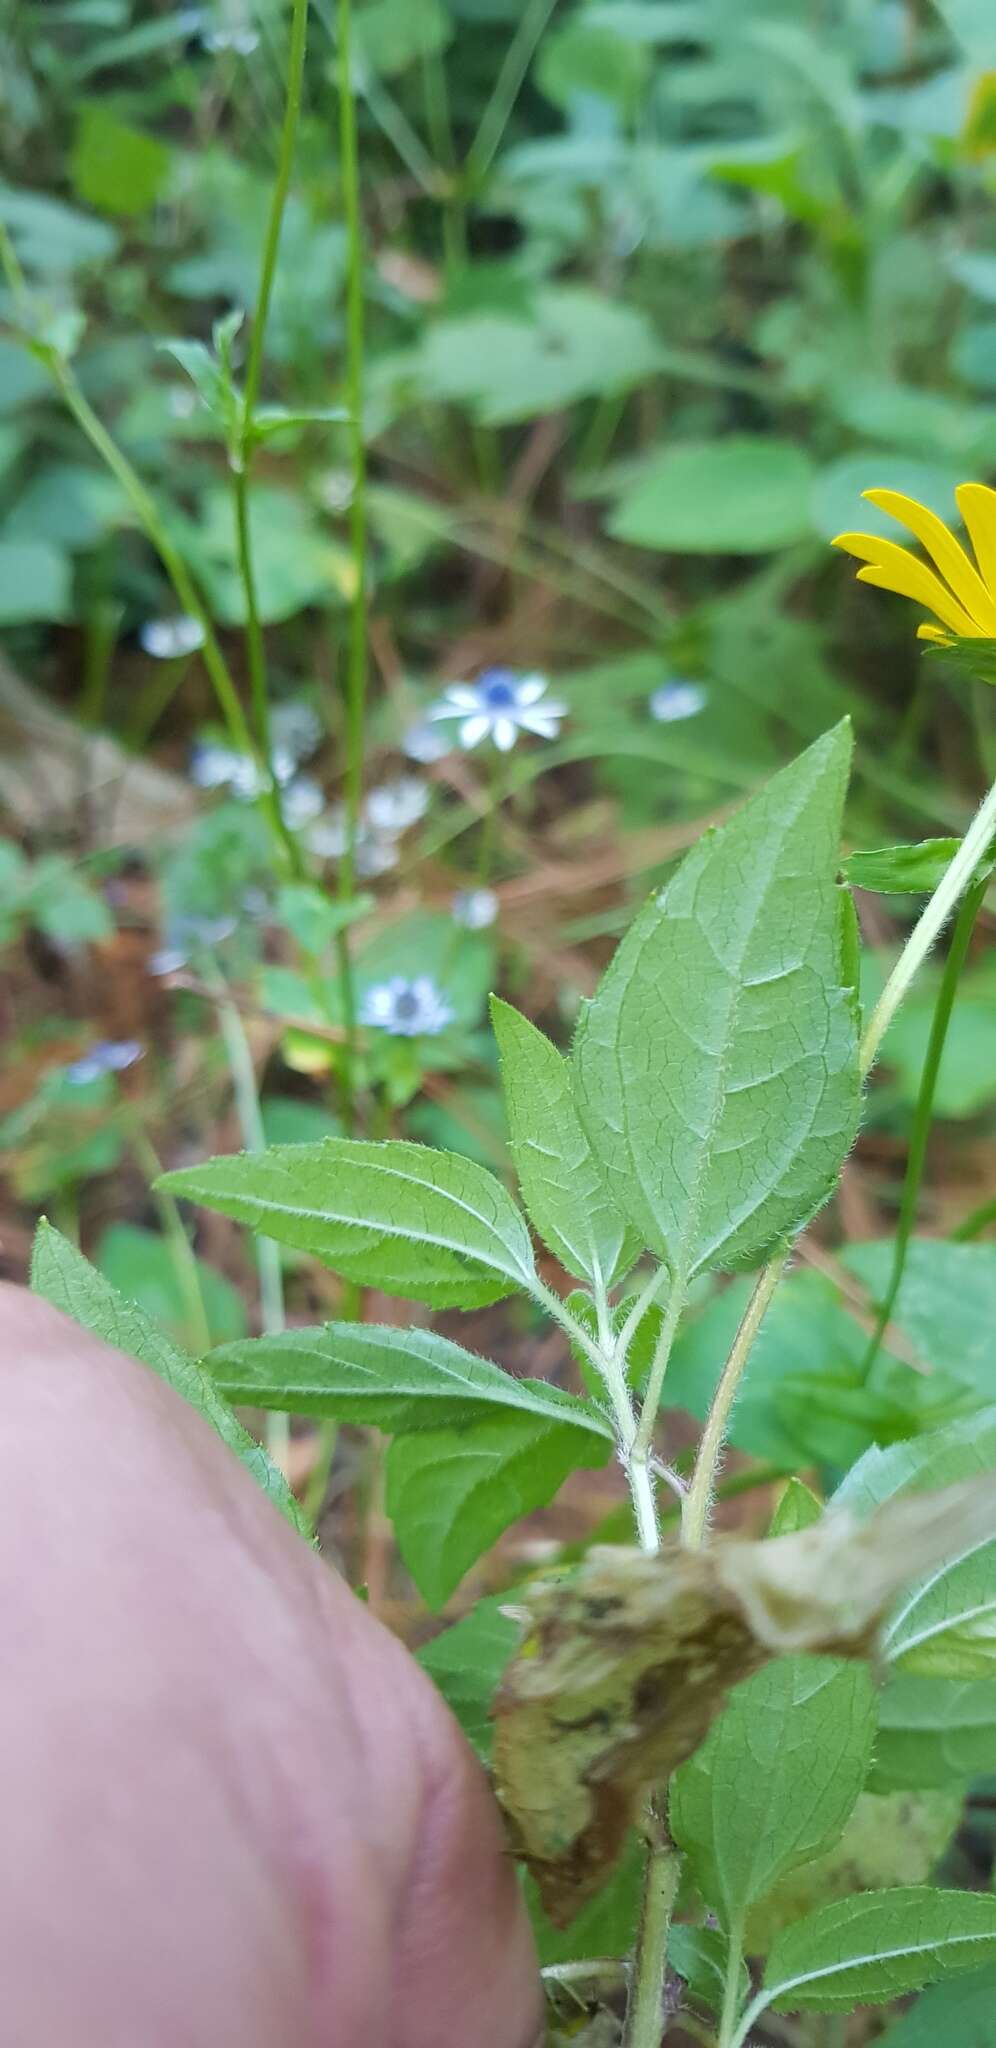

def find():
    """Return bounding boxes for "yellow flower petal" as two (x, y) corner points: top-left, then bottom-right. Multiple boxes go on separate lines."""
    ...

(861, 488), (996, 634)
(917, 623), (953, 643)
(833, 530), (980, 631)
(956, 484), (996, 594)
(832, 528), (983, 636)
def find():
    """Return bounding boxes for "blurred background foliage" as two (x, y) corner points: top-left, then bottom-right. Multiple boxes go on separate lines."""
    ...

(2, 0), (996, 1513)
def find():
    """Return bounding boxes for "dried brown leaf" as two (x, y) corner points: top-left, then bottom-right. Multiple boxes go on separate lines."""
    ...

(492, 1479), (996, 1924)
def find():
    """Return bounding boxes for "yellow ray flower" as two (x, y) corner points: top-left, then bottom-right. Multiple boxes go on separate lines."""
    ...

(833, 483), (996, 643)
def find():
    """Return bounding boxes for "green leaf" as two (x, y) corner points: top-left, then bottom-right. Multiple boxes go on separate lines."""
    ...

(386, 1406), (610, 1607)
(746, 1789), (964, 1955)
(843, 1241), (996, 1401)
(574, 725), (859, 1282)
(416, 1597), (519, 1762)
(528, 1834), (644, 1968)
(158, 1138), (537, 1308)
(206, 1320), (613, 1440)
(842, 840), (969, 895)
(666, 1270), (899, 1467)
(671, 1480), (877, 1933)
(25, 856), (114, 943)
(0, 182), (118, 274)
(871, 1673), (996, 1792)
(159, 338), (231, 421)
(276, 884), (374, 955)
(878, 1966), (996, 2046)
(758, 1888), (996, 2015)
(70, 104), (170, 218)
(29, 1222), (305, 1534)
(835, 1411), (996, 1678)
(351, 0), (451, 74)
(0, 540), (71, 624)
(416, 287), (662, 426)
(491, 996), (641, 1289)
(873, 963), (996, 1118)
(95, 1222), (247, 1348)
(607, 437), (816, 553)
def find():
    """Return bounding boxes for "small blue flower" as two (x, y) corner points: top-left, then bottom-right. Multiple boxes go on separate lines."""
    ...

(149, 914), (236, 975)
(189, 740), (264, 798)
(648, 679), (708, 724)
(140, 616), (205, 660)
(65, 1040), (143, 1086)
(364, 777), (430, 835)
(359, 976), (454, 1038)
(429, 669), (566, 753)
(451, 887), (498, 930)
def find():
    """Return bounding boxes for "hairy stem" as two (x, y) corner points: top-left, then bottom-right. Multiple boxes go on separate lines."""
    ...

(621, 1816), (681, 2048)
(683, 1250), (788, 1550)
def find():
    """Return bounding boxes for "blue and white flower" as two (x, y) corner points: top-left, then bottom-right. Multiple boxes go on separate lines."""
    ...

(64, 1039), (144, 1086)
(359, 976), (454, 1037)
(140, 615), (205, 661)
(429, 668), (566, 753)
(451, 887), (498, 931)
(648, 679), (707, 724)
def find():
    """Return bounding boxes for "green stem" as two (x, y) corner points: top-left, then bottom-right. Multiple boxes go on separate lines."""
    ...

(463, 0), (558, 187)
(717, 1925), (746, 2048)
(952, 1194), (996, 1242)
(128, 1117), (212, 1357)
(231, 0), (311, 875)
(621, 1821), (681, 2048)
(632, 1274), (685, 1462)
(211, 965), (288, 1462)
(682, 1249), (789, 1551)
(303, 1416), (340, 1530)
(860, 875), (987, 1380)
(860, 776), (996, 1072)
(240, 0), (310, 434)
(335, 0), (369, 1124)
(49, 353), (256, 764)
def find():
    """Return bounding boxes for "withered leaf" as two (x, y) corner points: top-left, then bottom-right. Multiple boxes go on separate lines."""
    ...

(492, 1478), (996, 1925)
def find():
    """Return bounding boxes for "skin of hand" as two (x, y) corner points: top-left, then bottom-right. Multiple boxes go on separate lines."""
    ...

(0, 1284), (543, 2048)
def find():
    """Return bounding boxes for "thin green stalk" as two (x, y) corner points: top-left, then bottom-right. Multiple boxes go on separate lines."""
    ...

(952, 1194), (996, 1242)
(464, 0), (558, 187)
(334, 0), (369, 1124)
(860, 776), (996, 1071)
(632, 1275), (686, 1464)
(231, 0), (311, 875)
(682, 1250), (788, 1551)
(621, 1820), (681, 2048)
(860, 875), (987, 1381)
(303, 1417), (340, 1530)
(211, 965), (288, 1462)
(240, 0), (310, 434)
(50, 353), (256, 763)
(128, 1117), (212, 1357)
